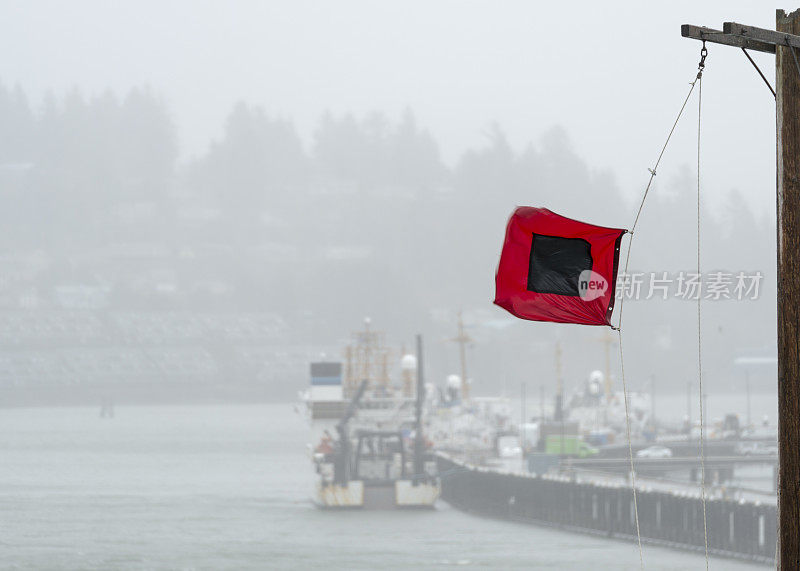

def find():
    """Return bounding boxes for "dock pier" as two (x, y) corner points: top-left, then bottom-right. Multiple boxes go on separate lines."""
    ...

(436, 452), (775, 565)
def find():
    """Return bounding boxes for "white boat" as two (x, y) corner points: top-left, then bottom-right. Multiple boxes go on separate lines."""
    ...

(303, 320), (439, 509)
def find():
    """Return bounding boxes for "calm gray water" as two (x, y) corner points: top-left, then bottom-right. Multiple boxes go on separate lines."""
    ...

(0, 404), (768, 570)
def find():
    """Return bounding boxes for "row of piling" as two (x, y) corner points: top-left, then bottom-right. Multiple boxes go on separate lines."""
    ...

(435, 453), (776, 565)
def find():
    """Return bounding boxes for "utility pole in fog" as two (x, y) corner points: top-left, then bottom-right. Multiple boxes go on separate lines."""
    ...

(682, 11), (800, 564)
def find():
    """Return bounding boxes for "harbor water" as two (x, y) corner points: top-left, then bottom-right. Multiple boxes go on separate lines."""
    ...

(0, 404), (768, 570)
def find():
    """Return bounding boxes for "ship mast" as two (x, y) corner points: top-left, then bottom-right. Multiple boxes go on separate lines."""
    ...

(450, 311), (473, 401)
(362, 317), (371, 388)
(555, 341), (566, 459)
(600, 328), (613, 400)
(555, 341), (563, 420)
(597, 329), (615, 428)
(344, 317), (391, 397)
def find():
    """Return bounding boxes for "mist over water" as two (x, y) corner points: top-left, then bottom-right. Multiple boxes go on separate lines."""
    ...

(0, 2), (783, 568)
(0, 79), (778, 402)
(0, 404), (765, 570)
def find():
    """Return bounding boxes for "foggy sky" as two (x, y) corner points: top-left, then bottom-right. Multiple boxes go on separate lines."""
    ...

(0, 1), (778, 215)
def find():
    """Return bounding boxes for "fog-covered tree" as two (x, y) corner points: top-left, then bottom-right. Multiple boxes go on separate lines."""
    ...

(190, 101), (307, 215)
(313, 109), (444, 190)
(0, 81), (35, 164)
(0, 78), (778, 397)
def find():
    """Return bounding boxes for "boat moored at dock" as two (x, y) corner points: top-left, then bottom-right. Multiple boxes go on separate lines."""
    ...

(304, 320), (440, 509)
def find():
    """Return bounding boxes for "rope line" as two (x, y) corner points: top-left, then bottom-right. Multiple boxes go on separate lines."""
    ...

(618, 329), (643, 569)
(616, 67), (703, 331)
(696, 68), (710, 571)
(612, 43), (710, 571)
(629, 67), (703, 236)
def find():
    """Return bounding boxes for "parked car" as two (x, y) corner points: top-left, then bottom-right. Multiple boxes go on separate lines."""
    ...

(736, 441), (778, 456)
(636, 445), (673, 459)
(497, 435), (522, 458)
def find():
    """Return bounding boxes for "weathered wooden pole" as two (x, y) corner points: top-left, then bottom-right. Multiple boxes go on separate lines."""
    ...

(776, 9), (800, 568)
(682, 11), (800, 565)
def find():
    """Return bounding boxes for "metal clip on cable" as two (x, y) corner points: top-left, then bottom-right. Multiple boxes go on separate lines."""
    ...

(697, 41), (708, 79)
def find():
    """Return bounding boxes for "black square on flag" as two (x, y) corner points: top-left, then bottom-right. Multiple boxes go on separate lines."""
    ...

(527, 234), (593, 296)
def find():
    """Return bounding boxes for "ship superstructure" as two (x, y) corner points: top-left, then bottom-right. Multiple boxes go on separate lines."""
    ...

(304, 320), (439, 509)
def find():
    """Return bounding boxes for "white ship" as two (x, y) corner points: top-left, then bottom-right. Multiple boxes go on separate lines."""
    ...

(422, 312), (514, 460)
(302, 319), (439, 509)
(564, 369), (652, 443)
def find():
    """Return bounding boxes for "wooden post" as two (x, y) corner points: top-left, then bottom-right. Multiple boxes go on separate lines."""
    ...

(777, 9), (800, 568)
(682, 13), (800, 564)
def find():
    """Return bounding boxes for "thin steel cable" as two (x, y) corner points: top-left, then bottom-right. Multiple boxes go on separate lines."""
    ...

(612, 48), (708, 571)
(617, 69), (703, 332)
(696, 70), (710, 571)
(618, 329), (643, 569)
(629, 72), (702, 236)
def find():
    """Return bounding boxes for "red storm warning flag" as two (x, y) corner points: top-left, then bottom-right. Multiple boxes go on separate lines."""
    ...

(494, 207), (626, 326)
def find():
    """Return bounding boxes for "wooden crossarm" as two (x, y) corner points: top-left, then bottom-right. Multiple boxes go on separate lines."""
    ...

(681, 24), (775, 54)
(724, 21), (800, 51)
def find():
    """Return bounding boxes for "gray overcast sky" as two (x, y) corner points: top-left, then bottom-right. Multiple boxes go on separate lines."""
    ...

(0, 1), (779, 215)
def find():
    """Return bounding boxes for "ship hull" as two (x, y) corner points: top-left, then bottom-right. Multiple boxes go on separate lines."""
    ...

(315, 480), (439, 509)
